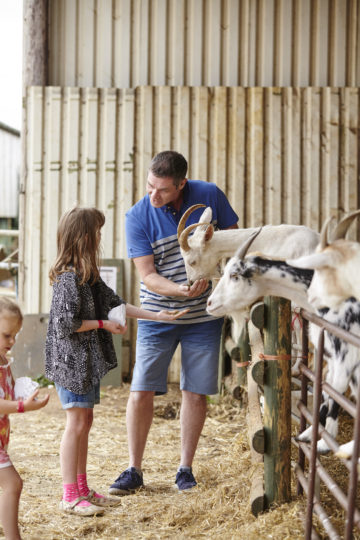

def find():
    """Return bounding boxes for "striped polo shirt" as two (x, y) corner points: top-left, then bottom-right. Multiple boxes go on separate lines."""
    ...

(125, 180), (238, 324)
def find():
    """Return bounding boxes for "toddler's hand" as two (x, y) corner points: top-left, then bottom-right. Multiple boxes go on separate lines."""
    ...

(24, 389), (50, 411)
(103, 320), (128, 334)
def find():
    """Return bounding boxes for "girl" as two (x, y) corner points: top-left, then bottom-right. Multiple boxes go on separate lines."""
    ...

(0, 297), (49, 539)
(45, 207), (188, 516)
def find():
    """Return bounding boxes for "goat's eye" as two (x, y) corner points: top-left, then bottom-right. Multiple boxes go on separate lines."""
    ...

(189, 261), (196, 267)
(230, 273), (239, 281)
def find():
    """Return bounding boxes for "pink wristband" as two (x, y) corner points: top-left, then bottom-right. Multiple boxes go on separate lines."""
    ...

(98, 320), (104, 329)
(17, 400), (24, 413)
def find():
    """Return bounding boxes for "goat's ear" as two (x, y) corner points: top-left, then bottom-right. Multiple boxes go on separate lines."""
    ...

(287, 252), (336, 270)
(198, 207), (212, 224)
(204, 224), (214, 242)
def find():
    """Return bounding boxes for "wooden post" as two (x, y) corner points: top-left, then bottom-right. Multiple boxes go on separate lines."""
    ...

(19, 0), (49, 307)
(23, 0), (48, 89)
(237, 323), (251, 386)
(247, 320), (266, 516)
(263, 296), (292, 507)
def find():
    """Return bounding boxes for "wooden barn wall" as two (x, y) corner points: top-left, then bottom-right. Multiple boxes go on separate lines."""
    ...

(0, 126), (21, 219)
(20, 85), (360, 379)
(48, 0), (360, 88)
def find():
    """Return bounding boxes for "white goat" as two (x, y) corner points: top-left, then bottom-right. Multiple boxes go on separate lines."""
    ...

(206, 231), (360, 455)
(335, 440), (360, 465)
(206, 230), (315, 317)
(287, 210), (360, 310)
(204, 227), (315, 370)
(177, 205), (320, 284)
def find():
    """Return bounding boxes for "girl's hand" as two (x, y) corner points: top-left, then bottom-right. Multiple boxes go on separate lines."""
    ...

(24, 389), (50, 411)
(103, 320), (128, 334)
(156, 308), (190, 321)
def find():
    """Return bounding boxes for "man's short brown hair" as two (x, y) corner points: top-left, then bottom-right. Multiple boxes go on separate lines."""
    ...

(149, 151), (188, 187)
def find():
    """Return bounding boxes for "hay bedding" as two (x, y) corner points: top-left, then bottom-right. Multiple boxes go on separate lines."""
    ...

(2, 384), (353, 540)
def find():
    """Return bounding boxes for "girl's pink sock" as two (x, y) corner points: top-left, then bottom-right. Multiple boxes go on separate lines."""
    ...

(63, 482), (91, 507)
(77, 473), (104, 499)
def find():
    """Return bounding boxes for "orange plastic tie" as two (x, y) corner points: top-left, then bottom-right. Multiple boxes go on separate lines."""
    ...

(236, 361), (250, 368)
(258, 353), (292, 361)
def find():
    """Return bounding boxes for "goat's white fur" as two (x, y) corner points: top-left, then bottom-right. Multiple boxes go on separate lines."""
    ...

(288, 210), (360, 310)
(335, 440), (360, 464)
(207, 251), (360, 454)
(180, 207), (320, 283)
(288, 241), (360, 310)
(206, 255), (314, 317)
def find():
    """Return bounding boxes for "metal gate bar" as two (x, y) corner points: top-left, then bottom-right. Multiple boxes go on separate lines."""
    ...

(297, 440), (360, 527)
(295, 309), (360, 539)
(295, 464), (340, 540)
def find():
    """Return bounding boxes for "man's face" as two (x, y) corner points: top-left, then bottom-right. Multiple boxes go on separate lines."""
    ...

(146, 172), (186, 208)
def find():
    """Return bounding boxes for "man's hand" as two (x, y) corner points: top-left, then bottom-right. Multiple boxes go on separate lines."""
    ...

(178, 279), (209, 297)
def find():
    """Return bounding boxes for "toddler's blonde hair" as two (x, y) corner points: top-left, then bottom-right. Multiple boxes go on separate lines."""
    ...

(0, 297), (23, 323)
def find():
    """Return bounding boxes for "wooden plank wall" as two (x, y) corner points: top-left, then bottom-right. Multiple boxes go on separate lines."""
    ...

(20, 85), (360, 379)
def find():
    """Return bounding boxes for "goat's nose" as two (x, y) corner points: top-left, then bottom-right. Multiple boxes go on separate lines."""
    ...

(207, 299), (211, 306)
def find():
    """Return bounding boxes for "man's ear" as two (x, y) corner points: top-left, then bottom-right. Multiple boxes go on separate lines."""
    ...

(178, 178), (187, 191)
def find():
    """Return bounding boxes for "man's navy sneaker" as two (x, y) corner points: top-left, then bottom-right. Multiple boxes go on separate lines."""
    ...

(108, 467), (143, 495)
(175, 467), (197, 491)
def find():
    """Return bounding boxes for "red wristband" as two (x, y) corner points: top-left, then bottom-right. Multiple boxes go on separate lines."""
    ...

(17, 400), (24, 413)
(98, 320), (104, 329)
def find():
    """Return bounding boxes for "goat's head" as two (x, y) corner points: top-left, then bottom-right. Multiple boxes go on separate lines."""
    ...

(287, 210), (360, 309)
(206, 229), (263, 316)
(177, 205), (220, 283)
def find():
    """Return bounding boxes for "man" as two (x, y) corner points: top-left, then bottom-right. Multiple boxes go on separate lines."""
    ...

(109, 150), (238, 493)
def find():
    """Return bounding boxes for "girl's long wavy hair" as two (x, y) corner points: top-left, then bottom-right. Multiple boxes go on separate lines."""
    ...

(49, 207), (105, 285)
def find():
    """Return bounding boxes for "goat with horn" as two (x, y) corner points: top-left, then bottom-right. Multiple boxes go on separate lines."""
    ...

(288, 209), (360, 310)
(178, 205), (320, 285)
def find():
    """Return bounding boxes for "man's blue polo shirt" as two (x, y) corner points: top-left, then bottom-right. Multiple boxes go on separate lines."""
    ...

(125, 179), (238, 324)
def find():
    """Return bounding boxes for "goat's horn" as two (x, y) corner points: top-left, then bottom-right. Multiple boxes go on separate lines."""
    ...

(331, 209), (360, 241)
(319, 217), (333, 250)
(177, 204), (206, 241)
(235, 228), (262, 260)
(179, 222), (213, 252)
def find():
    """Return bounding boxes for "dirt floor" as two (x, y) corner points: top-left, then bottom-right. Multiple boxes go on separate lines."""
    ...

(2, 384), (358, 539)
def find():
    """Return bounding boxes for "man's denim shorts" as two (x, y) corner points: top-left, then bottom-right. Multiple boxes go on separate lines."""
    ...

(55, 382), (100, 409)
(131, 318), (224, 396)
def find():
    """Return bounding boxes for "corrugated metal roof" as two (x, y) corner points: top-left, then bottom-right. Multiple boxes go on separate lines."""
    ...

(48, 0), (360, 88)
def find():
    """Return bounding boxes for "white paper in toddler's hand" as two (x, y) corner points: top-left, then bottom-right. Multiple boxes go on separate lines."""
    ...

(108, 304), (126, 326)
(14, 377), (39, 400)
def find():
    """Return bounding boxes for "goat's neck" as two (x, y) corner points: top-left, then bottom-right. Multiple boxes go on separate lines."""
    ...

(211, 230), (258, 256)
(261, 278), (314, 311)
(256, 262), (314, 311)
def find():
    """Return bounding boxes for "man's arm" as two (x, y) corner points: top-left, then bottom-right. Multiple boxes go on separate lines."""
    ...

(133, 254), (208, 298)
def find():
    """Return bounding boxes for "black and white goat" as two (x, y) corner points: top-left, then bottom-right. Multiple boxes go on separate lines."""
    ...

(206, 230), (360, 454)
